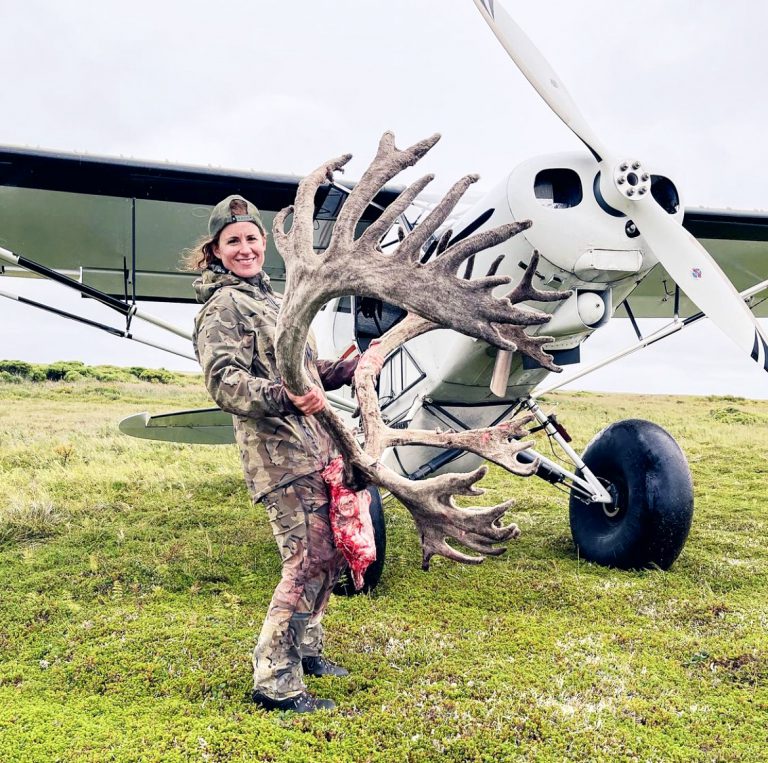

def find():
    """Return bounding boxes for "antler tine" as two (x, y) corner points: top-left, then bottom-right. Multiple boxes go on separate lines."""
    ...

(422, 539), (485, 569)
(332, 132), (441, 250)
(383, 466), (523, 570)
(431, 221), (532, 275)
(435, 229), (453, 256)
(507, 250), (572, 304)
(272, 205), (294, 256)
(290, 153), (353, 260)
(493, 323), (562, 372)
(397, 174), (480, 260)
(359, 174), (436, 250)
(421, 513), (521, 568)
(485, 254), (505, 277)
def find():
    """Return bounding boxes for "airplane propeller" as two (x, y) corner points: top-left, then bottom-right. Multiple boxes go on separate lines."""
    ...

(474, 0), (768, 393)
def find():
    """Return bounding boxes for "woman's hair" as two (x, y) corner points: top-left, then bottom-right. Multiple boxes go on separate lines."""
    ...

(180, 198), (254, 272)
(180, 233), (220, 272)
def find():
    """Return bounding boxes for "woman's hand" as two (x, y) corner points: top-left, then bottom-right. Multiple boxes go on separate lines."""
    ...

(359, 343), (385, 376)
(284, 384), (327, 415)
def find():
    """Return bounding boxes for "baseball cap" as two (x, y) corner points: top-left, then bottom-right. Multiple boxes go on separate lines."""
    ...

(208, 195), (265, 239)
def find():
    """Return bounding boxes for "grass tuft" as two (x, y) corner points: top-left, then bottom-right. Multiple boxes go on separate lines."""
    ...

(0, 497), (66, 545)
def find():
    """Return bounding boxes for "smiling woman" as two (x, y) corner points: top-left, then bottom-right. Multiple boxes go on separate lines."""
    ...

(187, 194), (380, 713)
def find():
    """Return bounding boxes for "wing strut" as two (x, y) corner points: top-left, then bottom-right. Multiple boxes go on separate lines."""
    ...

(619, 299), (643, 341)
(0, 286), (196, 361)
(532, 279), (768, 399)
(0, 245), (193, 341)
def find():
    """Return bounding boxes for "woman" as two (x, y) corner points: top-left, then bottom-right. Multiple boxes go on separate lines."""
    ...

(188, 194), (382, 713)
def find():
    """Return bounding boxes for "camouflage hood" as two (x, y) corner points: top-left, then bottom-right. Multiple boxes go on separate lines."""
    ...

(194, 268), (275, 305)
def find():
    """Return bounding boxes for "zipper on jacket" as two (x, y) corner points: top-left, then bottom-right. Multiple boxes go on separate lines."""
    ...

(259, 279), (280, 311)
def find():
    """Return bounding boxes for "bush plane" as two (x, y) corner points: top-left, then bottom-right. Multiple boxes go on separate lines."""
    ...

(1, 0), (766, 592)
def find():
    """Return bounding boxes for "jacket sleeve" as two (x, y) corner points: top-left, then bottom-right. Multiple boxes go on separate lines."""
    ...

(315, 356), (360, 391)
(195, 301), (301, 418)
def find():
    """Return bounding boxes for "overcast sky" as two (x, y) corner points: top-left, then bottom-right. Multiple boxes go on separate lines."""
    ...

(1, 0), (767, 398)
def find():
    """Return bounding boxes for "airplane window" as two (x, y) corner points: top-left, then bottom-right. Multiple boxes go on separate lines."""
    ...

(650, 176), (680, 215)
(534, 168), (583, 208)
(379, 347), (423, 406)
(354, 297), (407, 351)
(336, 295), (351, 313)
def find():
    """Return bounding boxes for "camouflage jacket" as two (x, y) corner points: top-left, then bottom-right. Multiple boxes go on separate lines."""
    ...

(193, 269), (355, 502)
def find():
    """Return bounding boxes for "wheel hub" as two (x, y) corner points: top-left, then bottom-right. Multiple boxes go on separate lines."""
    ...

(602, 481), (622, 518)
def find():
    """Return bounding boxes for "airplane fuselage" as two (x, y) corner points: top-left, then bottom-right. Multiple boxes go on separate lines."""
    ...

(314, 151), (684, 477)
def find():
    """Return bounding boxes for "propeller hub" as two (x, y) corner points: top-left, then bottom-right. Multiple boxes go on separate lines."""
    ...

(613, 159), (651, 200)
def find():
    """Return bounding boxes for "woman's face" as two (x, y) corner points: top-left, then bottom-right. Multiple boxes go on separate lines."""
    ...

(213, 221), (267, 278)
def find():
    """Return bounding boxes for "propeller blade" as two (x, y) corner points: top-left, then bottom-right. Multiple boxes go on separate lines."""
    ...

(630, 199), (768, 372)
(472, 0), (768, 373)
(471, 0), (610, 162)
(490, 349), (513, 396)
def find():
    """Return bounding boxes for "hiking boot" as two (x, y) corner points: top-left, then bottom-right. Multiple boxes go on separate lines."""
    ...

(301, 655), (350, 678)
(251, 690), (335, 713)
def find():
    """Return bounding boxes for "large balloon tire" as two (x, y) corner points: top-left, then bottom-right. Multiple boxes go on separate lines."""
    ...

(333, 486), (386, 596)
(569, 419), (693, 570)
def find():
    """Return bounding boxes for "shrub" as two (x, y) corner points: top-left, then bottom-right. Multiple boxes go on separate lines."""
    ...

(0, 360), (33, 377)
(45, 361), (90, 381)
(709, 406), (762, 425)
(0, 370), (23, 384)
(92, 366), (133, 383)
(138, 368), (175, 384)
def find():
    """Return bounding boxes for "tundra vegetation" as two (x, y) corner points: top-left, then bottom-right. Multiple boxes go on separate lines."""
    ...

(0, 370), (766, 762)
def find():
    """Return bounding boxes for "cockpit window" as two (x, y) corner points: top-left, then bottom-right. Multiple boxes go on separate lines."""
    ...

(534, 168), (583, 208)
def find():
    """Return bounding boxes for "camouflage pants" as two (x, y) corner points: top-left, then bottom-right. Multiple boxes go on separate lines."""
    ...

(252, 472), (346, 700)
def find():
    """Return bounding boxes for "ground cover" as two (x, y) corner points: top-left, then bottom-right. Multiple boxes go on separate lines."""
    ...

(0, 375), (766, 761)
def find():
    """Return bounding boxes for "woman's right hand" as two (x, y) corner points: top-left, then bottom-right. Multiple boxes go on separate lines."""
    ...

(284, 384), (327, 415)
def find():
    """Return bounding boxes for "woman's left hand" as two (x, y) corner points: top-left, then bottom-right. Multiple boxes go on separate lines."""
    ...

(285, 384), (327, 415)
(359, 343), (385, 376)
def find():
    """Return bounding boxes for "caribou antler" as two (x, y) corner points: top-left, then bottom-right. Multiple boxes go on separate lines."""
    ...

(353, 315), (538, 472)
(273, 132), (568, 568)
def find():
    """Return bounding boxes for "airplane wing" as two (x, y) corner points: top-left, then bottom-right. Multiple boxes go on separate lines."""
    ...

(623, 209), (768, 319)
(118, 386), (358, 444)
(119, 408), (235, 444)
(0, 145), (402, 302)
